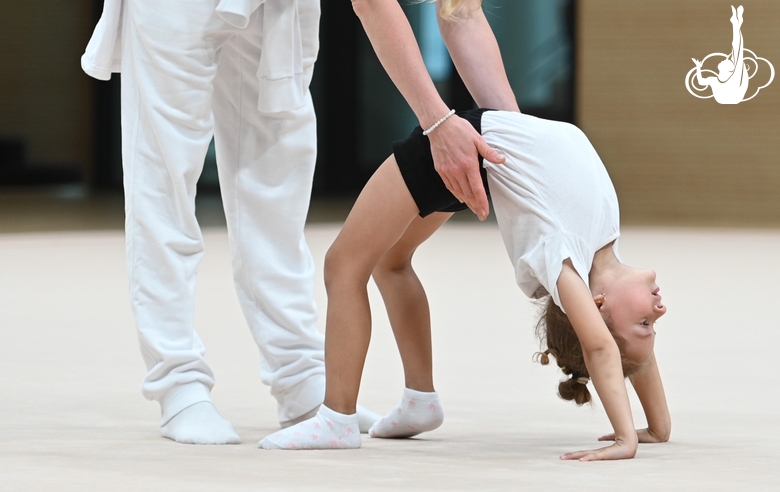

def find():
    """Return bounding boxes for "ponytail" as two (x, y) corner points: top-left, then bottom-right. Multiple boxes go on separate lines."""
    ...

(534, 297), (644, 406)
(534, 347), (593, 406)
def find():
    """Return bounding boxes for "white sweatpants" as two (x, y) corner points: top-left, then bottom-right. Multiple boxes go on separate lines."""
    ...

(120, 0), (324, 425)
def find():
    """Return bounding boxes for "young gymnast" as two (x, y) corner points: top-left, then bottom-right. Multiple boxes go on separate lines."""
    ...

(260, 0), (671, 459)
(259, 105), (672, 460)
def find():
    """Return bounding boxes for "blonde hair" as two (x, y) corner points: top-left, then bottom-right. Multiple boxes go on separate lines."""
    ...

(437, 0), (482, 20)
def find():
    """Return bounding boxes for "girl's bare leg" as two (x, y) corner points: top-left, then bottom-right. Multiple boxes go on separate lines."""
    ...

(373, 212), (453, 393)
(260, 155), (423, 449)
(367, 213), (452, 439)
(322, 156), (423, 415)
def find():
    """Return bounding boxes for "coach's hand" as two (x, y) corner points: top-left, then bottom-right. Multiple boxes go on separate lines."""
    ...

(428, 115), (504, 221)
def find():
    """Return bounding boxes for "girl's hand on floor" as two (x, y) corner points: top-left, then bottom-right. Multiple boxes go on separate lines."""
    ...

(560, 441), (638, 461)
(598, 428), (668, 443)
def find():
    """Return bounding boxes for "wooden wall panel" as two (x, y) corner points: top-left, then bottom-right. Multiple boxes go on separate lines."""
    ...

(577, 0), (780, 226)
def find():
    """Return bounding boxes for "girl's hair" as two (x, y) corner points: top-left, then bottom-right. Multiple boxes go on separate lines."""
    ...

(534, 297), (643, 406)
(436, 0), (482, 20)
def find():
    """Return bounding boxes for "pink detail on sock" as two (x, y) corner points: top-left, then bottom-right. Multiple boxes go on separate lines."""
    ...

(314, 422), (320, 429)
(391, 422), (398, 428)
(290, 442), (298, 449)
(327, 420), (334, 429)
(396, 408), (403, 415)
(429, 403), (438, 411)
(346, 427), (354, 435)
(408, 400), (416, 408)
(311, 434), (319, 440)
(330, 439), (339, 448)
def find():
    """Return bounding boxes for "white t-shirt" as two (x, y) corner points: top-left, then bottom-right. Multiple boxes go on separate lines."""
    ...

(481, 111), (620, 309)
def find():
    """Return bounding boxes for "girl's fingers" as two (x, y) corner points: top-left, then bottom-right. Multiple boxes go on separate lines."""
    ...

(578, 452), (607, 462)
(561, 443), (637, 461)
(598, 433), (616, 441)
(560, 451), (587, 460)
(562, 450), (605, 461)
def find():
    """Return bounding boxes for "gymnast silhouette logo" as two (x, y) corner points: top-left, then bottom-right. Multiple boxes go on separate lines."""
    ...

(685, 5), (774, 104)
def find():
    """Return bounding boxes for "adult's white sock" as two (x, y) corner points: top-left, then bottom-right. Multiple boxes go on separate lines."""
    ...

(160, 401), (241, 445)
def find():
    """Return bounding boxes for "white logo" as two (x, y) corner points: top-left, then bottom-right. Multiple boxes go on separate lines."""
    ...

(685, 5), (774, 104)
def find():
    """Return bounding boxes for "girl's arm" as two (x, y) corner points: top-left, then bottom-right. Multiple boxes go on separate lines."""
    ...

(599, 352), (671, 443)
(437, 1), (519, 111)
(556, 260), (638, 461)
(351, 0), (505, 221)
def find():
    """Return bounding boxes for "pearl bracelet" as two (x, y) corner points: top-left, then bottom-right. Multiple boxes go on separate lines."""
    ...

(422, 109), (456, 136)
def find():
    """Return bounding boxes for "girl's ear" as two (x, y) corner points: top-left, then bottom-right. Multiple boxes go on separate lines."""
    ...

(593, 293), (606, 309)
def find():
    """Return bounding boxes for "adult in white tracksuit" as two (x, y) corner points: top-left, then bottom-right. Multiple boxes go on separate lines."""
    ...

(82, 0), (326, 443)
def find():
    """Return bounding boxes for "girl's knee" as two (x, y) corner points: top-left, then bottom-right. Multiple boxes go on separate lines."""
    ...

(324, 244), (371, 290)
(373, 253), (414, 285)
(323, 246), (345, 288)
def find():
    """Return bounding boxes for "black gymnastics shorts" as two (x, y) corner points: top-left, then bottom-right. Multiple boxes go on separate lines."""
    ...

(393, 108), (491, 217)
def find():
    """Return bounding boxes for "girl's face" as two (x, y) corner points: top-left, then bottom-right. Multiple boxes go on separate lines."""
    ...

(601, 268), (667, 364)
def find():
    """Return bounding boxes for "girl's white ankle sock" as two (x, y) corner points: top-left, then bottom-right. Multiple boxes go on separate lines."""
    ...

(369, 388), (444, 439)
(260, 405), (361, 450)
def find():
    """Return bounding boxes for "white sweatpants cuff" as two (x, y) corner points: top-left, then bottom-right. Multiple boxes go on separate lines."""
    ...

(159, 381), (212, 425)
(275, 373), (326, 424)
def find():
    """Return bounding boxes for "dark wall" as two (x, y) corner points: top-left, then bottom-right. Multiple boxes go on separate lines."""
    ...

(0, 1), (573, 196)
(0, 0), (94, 186)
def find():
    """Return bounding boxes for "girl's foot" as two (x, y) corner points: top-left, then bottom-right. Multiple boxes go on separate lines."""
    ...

(281, 405), (381, 434)
(357, 405), (382, 433)
(260, 405), (361, 450)
(369, 388), (444, 439)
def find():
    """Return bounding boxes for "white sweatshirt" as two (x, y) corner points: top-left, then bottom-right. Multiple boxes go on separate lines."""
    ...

(80, 0), (314, 113)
